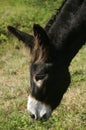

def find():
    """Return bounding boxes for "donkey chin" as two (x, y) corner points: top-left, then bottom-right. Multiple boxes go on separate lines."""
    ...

(27, 95), (52, 121)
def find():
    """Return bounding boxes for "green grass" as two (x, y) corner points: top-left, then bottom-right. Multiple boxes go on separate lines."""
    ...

(0, 0), (86, 130)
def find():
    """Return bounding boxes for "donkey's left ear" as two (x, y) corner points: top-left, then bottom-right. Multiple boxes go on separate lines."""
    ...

(33, 24), (49, 46)
(7, 26), (34, 50)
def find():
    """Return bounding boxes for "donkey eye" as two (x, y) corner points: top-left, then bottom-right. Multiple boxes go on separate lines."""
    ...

(35, 75), (45, 81)
(33, 74), (48, 88)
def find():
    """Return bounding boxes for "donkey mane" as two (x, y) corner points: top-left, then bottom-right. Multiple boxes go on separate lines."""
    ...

(45, 0), (67, 32)
(31, 24), (50, 64)
(46, 0), (86, 65)
(31, 40), (48, 64)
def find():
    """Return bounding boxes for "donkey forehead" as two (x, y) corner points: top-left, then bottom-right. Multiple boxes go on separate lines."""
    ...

(31, 62), (53, 74)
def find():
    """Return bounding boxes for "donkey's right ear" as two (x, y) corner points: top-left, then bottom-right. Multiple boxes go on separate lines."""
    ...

(7, 26), (34, 50)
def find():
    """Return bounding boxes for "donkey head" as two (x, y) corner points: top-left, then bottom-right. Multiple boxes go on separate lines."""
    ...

(8, 24), (70, 120)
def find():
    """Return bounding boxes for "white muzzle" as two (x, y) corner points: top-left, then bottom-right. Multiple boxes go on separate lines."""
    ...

(27, 95), (52, 120)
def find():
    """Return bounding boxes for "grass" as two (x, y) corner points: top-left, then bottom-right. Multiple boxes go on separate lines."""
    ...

(0, 0), (86, 130)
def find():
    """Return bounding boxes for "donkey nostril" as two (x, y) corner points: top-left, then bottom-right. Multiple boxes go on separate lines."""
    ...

(42, 113), (47, 120)
(30, 114), (35, 120)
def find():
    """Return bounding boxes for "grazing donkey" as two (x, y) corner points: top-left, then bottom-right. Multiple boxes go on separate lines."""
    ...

(8, 0), (86, 120)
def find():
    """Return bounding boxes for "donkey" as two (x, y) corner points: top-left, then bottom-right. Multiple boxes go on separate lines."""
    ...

(8, 0), (86, 120)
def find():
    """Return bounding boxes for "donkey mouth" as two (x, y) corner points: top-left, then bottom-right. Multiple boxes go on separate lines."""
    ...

(27, 95), (52, 120)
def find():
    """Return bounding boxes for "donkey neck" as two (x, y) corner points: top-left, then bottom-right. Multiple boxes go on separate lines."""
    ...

(47, 0), (86, 66)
